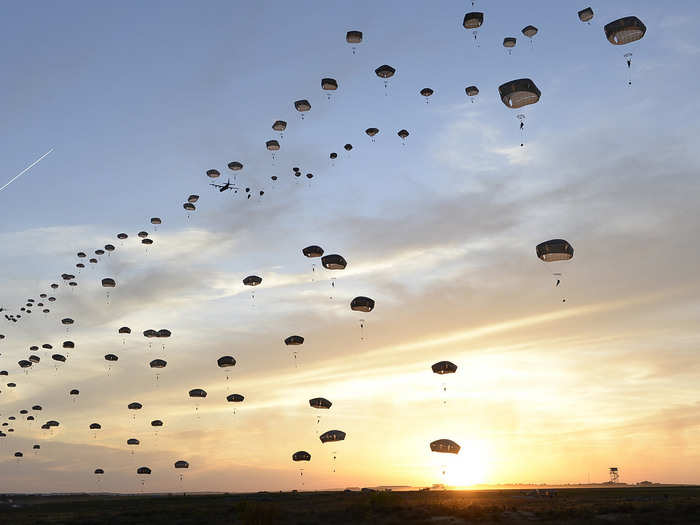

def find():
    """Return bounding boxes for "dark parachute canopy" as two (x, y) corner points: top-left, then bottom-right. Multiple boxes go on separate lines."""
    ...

(243, 275), (262, 286)
(29, 355), (40, 363)
(187, 195), (199, 203)
(309, 397), (332, 409)
(157, 329), (171, 338)
(128, 402), (143, 410)
(127, 438), (140, 445)
(149, 359), (167, 369)
(217, 356), (236, 368)
(432, 361), (458, 375)
(293, 451), (311, 462)
(272, 120), (287, 132)
(63, 341), (75, 348)
(466, 85), (479, 97)
(184, 203), (196, 211)
(69, 389), (79, 395)
(228, 161), (243, 171)
(61, 318), (74, 325)
(104, 354), (119, 362)
(189, 388), (207, 398)
(321, 254), (347, 270)
(151, 419), (163, 427)
(344, 143), (353, 151)
(105, 244), (115, 252)
(33, 444), (40, 450)
(320, 430), (346, 443)
(285, 335), (304, 346)
(350, 296), (375, 312)
(346, 30), (362, 44)
(463, 12), (483, 29)
(137, 467), (151, 475)
(101, 278), (116, 288)
(226, 393), (244, 402)
(498, 79), (541, 108)
(89, 423), (101, 430)
(522, 25), (538, 38)
(302, 245), (324, 258)
(578, 7), (594, 23)
(430, 439), (461, 454)
(52, 354), (66, 362)
(365, 127), (379, 137)
(142, 239), (153, 245)
(503, 37), (517, 49)
(374, 64), (395, 79)
(266, 140), (280, 151)
(118, 326), (131, 334)
(94, 468), (104, 474)
(117, 233), (128, 240)
(420, 87), (434, 98)
(15, 452), (23, 458)
(150, 217), (161, 225)
(175, 460), (189, 469)
(294, 99), (311, 113)
(18, 360), (32, 368)
(321, 78), (338, 91)
(604, 16), (646, 45)
(536, 239), (574, 262)
(397, 129), (409, 140)
(329, 152), (337, 159)
(206, 169), (221, 179)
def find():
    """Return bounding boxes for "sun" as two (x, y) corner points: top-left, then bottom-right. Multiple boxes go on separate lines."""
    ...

(443, 440), (491, 487)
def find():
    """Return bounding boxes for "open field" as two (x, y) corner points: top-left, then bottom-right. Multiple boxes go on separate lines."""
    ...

(1, 486), (699, 524)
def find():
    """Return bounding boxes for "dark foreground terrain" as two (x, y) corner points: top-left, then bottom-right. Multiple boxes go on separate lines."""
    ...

(1, 486), (700, 524)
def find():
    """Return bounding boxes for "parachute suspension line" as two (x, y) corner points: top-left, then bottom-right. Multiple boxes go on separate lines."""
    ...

(359, 319), (366, 341)
(624, 53), (633, 85)
(517, 114), (526, 147)
(329, 277), (336, 300)
(311, 263), (315, 282)
(250, 290), (256, 308)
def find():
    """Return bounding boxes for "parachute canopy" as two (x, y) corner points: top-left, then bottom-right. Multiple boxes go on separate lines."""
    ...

(150, 217), (161, 225)
(90, 423), (101, 430)
(285, 335), (304, 346)
(217, 356), (236, 368)
(128, 402), (142, 410)
(350, 296), (375, 312)
(293, 451), (311, 462)
(321, 78), (338, 91)
(420, 87), (434, 98)
(127, 438), (140, 445)
(432, 361), (458, 375)
(63, 341), (75, 348)
(430, 439), (461, 454)
(243, 275), (262, 286)
(189, 388), (207, 398)
(375, 65), (395, 79)
(94, 468), (104, 474)
(272, 120), (287, 131)
(101, 278), (116, 288)
(397, 129), (409, 139)
(302, 245), (324, 258)
(266, 140), (280, 151)
(465, 86), (479, 96)
(294, 99), (311, 112)
(522, 25), (538, 38)
(228, 161), (243, 171)
(226, 393), (244, 402)
(320, 430), (346, 443)
(503, 37), (517, 48)
(498, 78), (541, 109)
(119, 327), (131, 334)
(187, 195), (199, 203)
(346, 30), (363, 44)
(206, 169), (221, 179)
(309, 397), (332, 409)
(463, 12), (484, 29)
(365, 127), (379, 137)
(137, 467), (151, 475)
(151, 420), (163, 427)
(104, 354), (119, 362)
(536, 239), (574, 262)
(578, 7), (594, 23)
(52, 354), (66, 362)
(175, 460), (189, 469)
(149, 359), (167, 369)
(321, 254), (347, 270)
(604, 16), (646, 45)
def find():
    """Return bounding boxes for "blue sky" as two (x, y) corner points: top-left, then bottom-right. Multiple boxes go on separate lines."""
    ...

(2, 0), (700, 492)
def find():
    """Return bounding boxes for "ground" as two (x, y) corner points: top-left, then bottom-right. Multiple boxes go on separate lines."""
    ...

(1, 486), (700, 524)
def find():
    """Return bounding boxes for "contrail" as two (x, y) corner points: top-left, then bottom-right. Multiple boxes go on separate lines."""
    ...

(0, 148), (54, 194)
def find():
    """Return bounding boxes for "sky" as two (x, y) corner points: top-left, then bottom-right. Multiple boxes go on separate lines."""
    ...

(1, 0), (700, 493)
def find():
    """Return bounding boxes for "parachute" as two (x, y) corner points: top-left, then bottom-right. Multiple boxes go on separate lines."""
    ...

(119, 326), (131, 334)
(206, 169), (221, 179)
(536, 239), (574, 300)
(226, 393), (244, 402)
(184, 203), (196, 211)
(127, 438), (140, 445)
(375, 65), (395, 92)
(329, 152), (337, 160)
(29, 355), (40, 363)
(302, 245), (324, 258)
(142, 239), (153, 245)
(432, 361), (458, 374)
(94, 468), (104, 474)
(149, 359), (167, 369)
(285, 335), (304, 346)
(117, 233), (128, 240)
(344, 144), (353, 152)
(228, 161), (243, 171)
(52, 354), (66, 362)
(503, 37), (517, 54)
(217, 356), (236, 368)
(522, 25), (538, 38)
(272, 120), (287, 133)
(101, 278), (116, 288)
(243, 275), (262, 286)
(365, 128), (379, 143)
(150, 217), (161, 225)
(463, 12), (483, 29)
(187, 195), (199, 203)
(104, 354), (119, 361)
(69, 389), (79, 395)
(151, 419), (163, 427)
(320, 430), (346, 443)
(578, 7), (594, 23)
(293, 451), (311, 461)
(350, 296), (375, 313)
(430, 439), (461, 454)
(128, 402), (143, 410)
(397, 129), (409, 144)
(294, 99), (311, 118)
(604, 16), (647, 85)
(420, 87), (434, 103)
(105, 244), (115, 252)
(89, 423), (101, 430)
(309, 398), (332, 409)
(188, 388), (207, 398)
(137, 467), (151, 475)
(18, 360), (32, 369)
(346, 30), (362, 44)
(321, 78), (338, 100)
(266, 140), (280, 151)
(499, 79), (541, 146)
(175, 460), (189, 469)
(321, 254), (347, 270)
(63, 341), (75, 349)
(95, 249), (105, 256)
